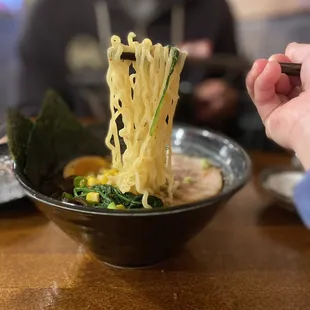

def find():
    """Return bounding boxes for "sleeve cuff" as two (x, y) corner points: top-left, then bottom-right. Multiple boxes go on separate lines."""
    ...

(294, 170), (310, 228)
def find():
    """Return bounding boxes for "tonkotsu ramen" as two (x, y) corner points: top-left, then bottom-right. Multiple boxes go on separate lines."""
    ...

(61, 33), (223, 210)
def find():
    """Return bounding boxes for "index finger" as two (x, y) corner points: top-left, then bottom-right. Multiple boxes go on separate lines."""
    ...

(253, 60), (283, 122)
(246, 59), (268, 101)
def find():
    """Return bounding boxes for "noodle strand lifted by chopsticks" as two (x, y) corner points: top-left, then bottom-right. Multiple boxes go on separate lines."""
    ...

(106, 32), (186, 208)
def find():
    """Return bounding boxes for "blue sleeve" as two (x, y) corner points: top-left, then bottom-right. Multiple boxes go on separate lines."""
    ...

(294, 171), (310, 228)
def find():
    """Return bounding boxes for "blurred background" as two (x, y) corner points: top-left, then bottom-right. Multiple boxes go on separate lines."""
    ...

(0, 0), (310, 151)
(0, 0), (22, 119)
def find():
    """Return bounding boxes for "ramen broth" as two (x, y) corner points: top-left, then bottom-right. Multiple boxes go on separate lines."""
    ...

(61, 153), (223, 208)
(169, 154), (223, 206)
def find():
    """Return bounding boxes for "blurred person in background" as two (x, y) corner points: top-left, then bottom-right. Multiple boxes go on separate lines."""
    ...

(0, 0), (22, 135)
(228, 0), (310, 61)
(18, 0), (245, 139)
(227, 0), (310, 150)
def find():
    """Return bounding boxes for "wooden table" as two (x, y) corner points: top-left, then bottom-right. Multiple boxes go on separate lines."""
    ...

(0, 152), (309, 310)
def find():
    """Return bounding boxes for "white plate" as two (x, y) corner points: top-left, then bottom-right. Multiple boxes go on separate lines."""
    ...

(259, 167), (304, 212)
(0, 144), (25, 204)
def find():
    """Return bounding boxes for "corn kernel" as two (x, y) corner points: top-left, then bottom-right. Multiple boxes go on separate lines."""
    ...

(102, 168), (119, 177)
(86, 192), (100, 203)
(97, 174), (108, 184)
(107, 202), (125, 210)
(87, 176), (99, 186)
(111, 168), (119, 175)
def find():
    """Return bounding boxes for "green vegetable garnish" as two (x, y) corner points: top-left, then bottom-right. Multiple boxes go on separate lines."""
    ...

(183, 176), (193, 184)
(74, 176), (87, 187)
(150, 47), (180, 136)
(62, 192), (73, 201)
(69, 197), (89, 206)
(69, 183), (164, 209)
(61, 193), (88, 206)
(201, 159), (210, 169)
(107, 202), (124, 210)
(108, 202), (116, 209)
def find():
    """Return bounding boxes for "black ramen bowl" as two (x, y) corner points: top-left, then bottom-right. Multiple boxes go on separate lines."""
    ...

(14, 125), (251, 268)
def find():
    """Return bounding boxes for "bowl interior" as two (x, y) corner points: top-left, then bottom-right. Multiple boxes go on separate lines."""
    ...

(171, 126), (251, 196)
(14, 125), (251, 214)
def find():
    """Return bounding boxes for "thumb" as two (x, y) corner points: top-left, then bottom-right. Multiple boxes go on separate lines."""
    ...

(285, 42), (310, 63)
(285, 43), (310, 90)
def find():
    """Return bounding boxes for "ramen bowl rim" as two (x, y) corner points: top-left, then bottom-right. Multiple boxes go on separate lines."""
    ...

(13, 125), (251, 217)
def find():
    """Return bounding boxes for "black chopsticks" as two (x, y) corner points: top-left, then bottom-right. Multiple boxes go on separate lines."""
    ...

(118, 52), (302, 77)
(120, 52), (136, 61)
(279, 62), (301, 77)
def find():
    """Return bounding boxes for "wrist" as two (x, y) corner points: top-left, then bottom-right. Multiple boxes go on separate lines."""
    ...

(294, 146), (310, 171)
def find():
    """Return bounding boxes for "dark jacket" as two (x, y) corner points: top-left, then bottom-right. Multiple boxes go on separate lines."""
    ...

(18, 0), (238, 118)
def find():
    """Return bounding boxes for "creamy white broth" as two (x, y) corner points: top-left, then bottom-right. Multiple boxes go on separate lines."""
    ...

(168, 154), (223, 206)
(62, 153), (223, 208)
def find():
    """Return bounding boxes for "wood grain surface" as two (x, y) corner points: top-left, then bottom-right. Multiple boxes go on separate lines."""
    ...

(0, 152), (309, 310)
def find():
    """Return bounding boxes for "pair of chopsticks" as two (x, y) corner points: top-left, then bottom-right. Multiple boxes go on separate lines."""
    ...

(118, 52), (302, 77)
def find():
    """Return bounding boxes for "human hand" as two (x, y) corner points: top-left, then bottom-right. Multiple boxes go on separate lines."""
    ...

(246, 43), (310, 169)
(193, 79), (238, 125)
